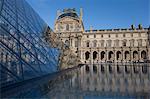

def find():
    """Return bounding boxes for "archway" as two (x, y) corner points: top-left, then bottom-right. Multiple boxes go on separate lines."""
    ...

(116, 51), (121, 60)
(141, 50), (146, 59)
(133, 51), (138, 61)
(93, 51), (98, 60)
(101, 51), (105, 60)
(124, 51), (130, 60)
(85, 51), (90, 60)
(108, 51), (114, 60)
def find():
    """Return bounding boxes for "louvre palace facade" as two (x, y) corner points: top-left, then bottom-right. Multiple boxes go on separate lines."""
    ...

(54, 8), (150, 64)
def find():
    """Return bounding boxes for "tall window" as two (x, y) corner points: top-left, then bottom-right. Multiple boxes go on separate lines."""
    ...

(66, 24), (69, 31)
(107, 40), (111, 47)
(75, 40), (78, 47)
(93, 40), (97, 47)
(138, 39), (142, 46)
(130, 39), (134, 46)
(122, 40), (127, 47)
(115, 39), (119, 47)
(86, 41), (90, 47)
(101, 40), (104, 47)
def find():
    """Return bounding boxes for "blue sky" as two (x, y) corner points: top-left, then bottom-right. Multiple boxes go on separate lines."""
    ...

(27, 0), (149, 30)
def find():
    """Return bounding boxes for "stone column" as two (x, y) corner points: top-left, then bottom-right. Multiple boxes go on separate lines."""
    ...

(98, 50), (100, 63)
(122, 50), (125, 62)
(106, 48), (108, 62)
(99, 51), (101, 62)
(114, 50), (116, 62)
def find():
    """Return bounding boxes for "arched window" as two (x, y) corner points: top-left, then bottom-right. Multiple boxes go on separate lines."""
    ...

(124, 51), (130, 60)
(133, 51), (138, 61)
(141, 50), (146, 59)
(85, 51), (90, 60)
(116, 51), (121, 60)
(101, 51), (105, 60)
(108, 51), (114, 60)
(93, 51), (98, 60)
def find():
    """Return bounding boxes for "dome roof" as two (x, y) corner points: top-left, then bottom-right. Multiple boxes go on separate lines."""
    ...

(57, 8), (79, 20)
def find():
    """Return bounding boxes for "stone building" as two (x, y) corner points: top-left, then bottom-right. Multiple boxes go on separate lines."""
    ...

(54, 8), (150, 64)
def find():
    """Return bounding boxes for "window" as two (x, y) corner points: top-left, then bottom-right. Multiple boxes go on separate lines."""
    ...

(101, 34), (103, 38)
(108, 34), (110, 38)
(123, 42), (126, 46)
(93, 40), (97, 47)
(101, 40), (104, 47)
(115, 40), (119, 47)
(138, 39), (142, 46)
(75, 40), (78, 47)
(86, 41), (90, 47)
(66, 24), (69, 31)
(122, 40), (127, 47)
(107, 40), (111, 47)
(94, 34), (96, 38)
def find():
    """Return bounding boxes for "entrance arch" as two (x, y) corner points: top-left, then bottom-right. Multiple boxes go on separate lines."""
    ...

(141, 50), (146, 60)
(101, 51), (105, 60)
(124, 51), (130, 60)
(85, 51), (90, 60)
(133, 51), (138, 61)
(93, 51), (98, 60)
(108, 51), (114, 60)
(116, 51), (121, 60)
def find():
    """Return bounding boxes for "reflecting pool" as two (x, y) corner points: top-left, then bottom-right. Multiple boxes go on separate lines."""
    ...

(1, 63), (150, 98)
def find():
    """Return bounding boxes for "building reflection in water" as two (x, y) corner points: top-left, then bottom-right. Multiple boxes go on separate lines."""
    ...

(43, 63), (150, 99)
(2, 64), (149, 98)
